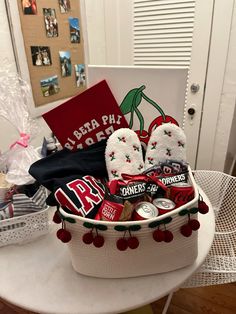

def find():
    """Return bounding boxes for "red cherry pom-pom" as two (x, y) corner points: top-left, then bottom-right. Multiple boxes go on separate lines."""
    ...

(93, 235), (105, 248)
(116, 238), (128, 251)
(59, 229), (72, 243)
(53, 211), (62, 224)
(189, 219), (200, 231)
(163, 230), (174, 243)
(180, 224), (192, 237)
(82, 232), (94, 244)
(56, 228), (64, 239)
(198, 201), (209, 214)
(127, 237), (139, 249)
(153, 229), (164, 242)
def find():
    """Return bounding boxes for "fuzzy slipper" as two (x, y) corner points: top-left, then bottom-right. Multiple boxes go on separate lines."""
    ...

(105, 128), (144, 181)
(144, 123), (187, 170)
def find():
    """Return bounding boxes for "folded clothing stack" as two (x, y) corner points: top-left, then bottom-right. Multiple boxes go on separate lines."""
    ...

(29, 139), (108, 219)
(0, 178), (47, 221)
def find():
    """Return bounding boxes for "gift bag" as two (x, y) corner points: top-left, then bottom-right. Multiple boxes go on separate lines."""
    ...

(0, 71), (49, 246)
(0, 71), (41, 185)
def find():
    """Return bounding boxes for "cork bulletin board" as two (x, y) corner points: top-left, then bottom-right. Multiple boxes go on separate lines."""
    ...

(7, 0), (87, 113)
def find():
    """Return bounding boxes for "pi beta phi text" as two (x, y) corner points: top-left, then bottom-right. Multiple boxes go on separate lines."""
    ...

(64, 114), (123, 150)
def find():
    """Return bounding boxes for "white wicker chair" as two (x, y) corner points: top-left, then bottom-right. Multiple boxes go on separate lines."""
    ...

(183, 170), (236, 288)
(162, 170), (236, 314)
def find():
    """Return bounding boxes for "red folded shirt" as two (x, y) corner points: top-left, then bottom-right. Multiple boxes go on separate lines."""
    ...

(43, 80), (128, 151)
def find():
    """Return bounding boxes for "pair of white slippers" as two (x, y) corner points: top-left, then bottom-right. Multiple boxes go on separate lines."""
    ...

(105, 124), (187, 181)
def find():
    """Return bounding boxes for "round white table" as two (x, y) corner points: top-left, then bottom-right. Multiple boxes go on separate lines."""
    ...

(0, 192), (215, 314)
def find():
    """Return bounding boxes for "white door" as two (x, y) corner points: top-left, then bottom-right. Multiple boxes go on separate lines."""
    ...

(84, 0), (213, 168)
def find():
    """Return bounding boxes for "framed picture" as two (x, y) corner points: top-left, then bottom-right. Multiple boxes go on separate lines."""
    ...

(75, 64), (86, 87)
(58, 0), (71, 14)
(43, 8), (59, 38)
(31, 46), (52, 66)
(5, 0), (88, 117)
(40, 75), (60, 97)
(68, 17), (80, 43)
(21, 0), (37, 15)
(59, 51), (72, 77)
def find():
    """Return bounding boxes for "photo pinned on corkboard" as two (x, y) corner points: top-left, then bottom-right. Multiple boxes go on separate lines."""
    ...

(59, 0), (71, 13)
(75, 64), (85, 87)
(59, 51), (72, 77)
(21, 0), (37, 15)
(31, 46), (52, 66)
(40, 75), (60, 97)
(43, 8), (58, 38)
(68, 17), (80, 43)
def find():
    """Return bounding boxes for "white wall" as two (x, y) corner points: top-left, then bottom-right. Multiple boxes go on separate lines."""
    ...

(84, 0), (106, 64)
(224, 105), (236, 173)
(85, 0), (133, 65)
(211, 2), (236, 172)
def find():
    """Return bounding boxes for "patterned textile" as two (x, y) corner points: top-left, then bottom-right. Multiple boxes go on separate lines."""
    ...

(105, 128), (144, 181)
(144, 123), (187, 169)
(0, 202), (14, 220)
(12, 185), (47, 217)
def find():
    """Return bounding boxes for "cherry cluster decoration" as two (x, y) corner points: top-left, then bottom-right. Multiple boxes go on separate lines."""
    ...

(149, 216), (174, 243)
(53, 194), (209, 246)
(82, 222), (107, 248)
(198, 195), (209, 214)
(179, 195), (209, 237)
(179, 208), (200, 237)
(114, 225), (141, 251)
(53, 209), (74, 243)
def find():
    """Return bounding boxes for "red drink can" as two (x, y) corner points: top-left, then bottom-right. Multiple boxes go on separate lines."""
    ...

(152, 198), (175, 215)
(169, 182), (194, 207)
(133, 201), (159, 220)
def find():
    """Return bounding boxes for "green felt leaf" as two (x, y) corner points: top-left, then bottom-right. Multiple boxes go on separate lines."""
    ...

(129, 225), (141, 231)
(120, 86), (145, 114)
(96, 224), (108, 231)
(64, 217), (76, 223)
(189, 207), (199, 214)
(59, 213), (65, 220)
(161, 217), (173, 224)
(83, 222), (94, 229)
(148, 221), (161, 228)
(114, 225), (128, 232)
(179, 209), (189, 216)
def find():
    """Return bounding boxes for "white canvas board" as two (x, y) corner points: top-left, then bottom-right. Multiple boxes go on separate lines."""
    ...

(87, 66), (188, 137)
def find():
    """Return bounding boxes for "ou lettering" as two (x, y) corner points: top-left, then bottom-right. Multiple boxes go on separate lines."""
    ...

(55, 176), (105, 216)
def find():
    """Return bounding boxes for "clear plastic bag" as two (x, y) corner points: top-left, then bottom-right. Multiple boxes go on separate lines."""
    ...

(0, 69), (41, 185)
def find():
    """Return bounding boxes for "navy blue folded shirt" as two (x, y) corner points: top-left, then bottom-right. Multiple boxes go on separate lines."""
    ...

(29, 140), (108, 218)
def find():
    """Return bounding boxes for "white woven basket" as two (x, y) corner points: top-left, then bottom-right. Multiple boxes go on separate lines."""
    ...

(59, 169), (200, 278)
(0, 206), (50, 247)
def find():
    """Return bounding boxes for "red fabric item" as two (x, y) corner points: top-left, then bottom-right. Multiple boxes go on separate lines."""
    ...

(43, 80), (128, 151)
(121, 173), (168, 191)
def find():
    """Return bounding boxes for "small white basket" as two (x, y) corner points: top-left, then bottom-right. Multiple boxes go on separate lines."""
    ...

(0, 206), (50, 247)
(59, 169), (200, 278)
